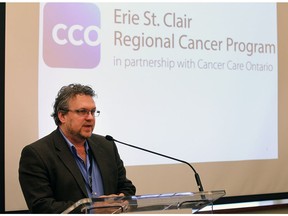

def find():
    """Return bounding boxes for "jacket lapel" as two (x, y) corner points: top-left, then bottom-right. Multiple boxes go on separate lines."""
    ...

(87, 138), (110, 193)
(53, 130), (88, 197)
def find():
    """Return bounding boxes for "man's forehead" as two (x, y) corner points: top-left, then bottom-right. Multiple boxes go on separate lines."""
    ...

(69, 94), (96, 105)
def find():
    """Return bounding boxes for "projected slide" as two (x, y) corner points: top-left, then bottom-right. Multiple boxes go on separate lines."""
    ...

(38, 3), (277, 166)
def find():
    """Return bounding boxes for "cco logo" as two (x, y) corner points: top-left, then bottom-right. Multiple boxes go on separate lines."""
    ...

(52, 24), (101, 46)
(43, 3), (101, 69)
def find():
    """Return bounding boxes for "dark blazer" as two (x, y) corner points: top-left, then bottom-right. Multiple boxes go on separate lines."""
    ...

(18, 129), (136, 213)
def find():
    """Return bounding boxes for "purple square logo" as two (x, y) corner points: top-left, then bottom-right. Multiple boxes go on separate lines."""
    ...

(43, 3), (101, 69)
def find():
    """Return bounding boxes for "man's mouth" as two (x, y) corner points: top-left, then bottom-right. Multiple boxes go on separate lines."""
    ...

(83, 125), (93, 129)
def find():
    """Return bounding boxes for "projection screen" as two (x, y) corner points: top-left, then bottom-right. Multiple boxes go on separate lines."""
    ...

(5, 2), (288, 212)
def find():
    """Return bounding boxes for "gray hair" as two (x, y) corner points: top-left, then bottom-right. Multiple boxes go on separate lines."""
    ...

(51, 84), (96, 126)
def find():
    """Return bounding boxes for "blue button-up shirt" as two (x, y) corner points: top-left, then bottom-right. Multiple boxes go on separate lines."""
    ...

(60, 129), (104, 198)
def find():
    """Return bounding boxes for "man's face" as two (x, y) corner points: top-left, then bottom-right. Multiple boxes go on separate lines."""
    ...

(59, 94), (96, 143)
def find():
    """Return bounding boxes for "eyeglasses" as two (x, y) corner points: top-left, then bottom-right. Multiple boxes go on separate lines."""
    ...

(66, 109), (100, 117)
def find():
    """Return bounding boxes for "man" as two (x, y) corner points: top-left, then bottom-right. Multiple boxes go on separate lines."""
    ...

(19, 84), (136, 213)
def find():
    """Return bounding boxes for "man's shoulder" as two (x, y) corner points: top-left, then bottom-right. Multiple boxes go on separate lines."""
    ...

(89, 133), (106, 143)
(88, 134), (115, 149)
(25, 129), (62, 150)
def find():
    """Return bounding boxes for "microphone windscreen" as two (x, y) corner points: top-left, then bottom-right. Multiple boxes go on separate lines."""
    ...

(105, 135), (114, 141)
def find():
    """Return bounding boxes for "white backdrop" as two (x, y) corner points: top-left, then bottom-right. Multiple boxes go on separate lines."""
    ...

(38, 3), (277, 165)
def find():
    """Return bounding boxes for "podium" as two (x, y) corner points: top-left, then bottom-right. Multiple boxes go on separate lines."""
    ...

(62, 190), (225, 214)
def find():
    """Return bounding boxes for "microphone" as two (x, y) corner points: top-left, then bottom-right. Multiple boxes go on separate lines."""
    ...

(105, 135), (204, 192)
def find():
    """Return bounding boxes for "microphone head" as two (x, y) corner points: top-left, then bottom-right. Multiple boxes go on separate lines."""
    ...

(105, 135), (114, 141)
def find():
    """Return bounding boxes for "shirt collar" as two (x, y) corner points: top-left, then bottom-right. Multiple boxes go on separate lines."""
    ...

(58, 128), (90, 153)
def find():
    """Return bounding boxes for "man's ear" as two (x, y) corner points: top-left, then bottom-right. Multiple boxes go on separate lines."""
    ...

(58, 111), (66, 124)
